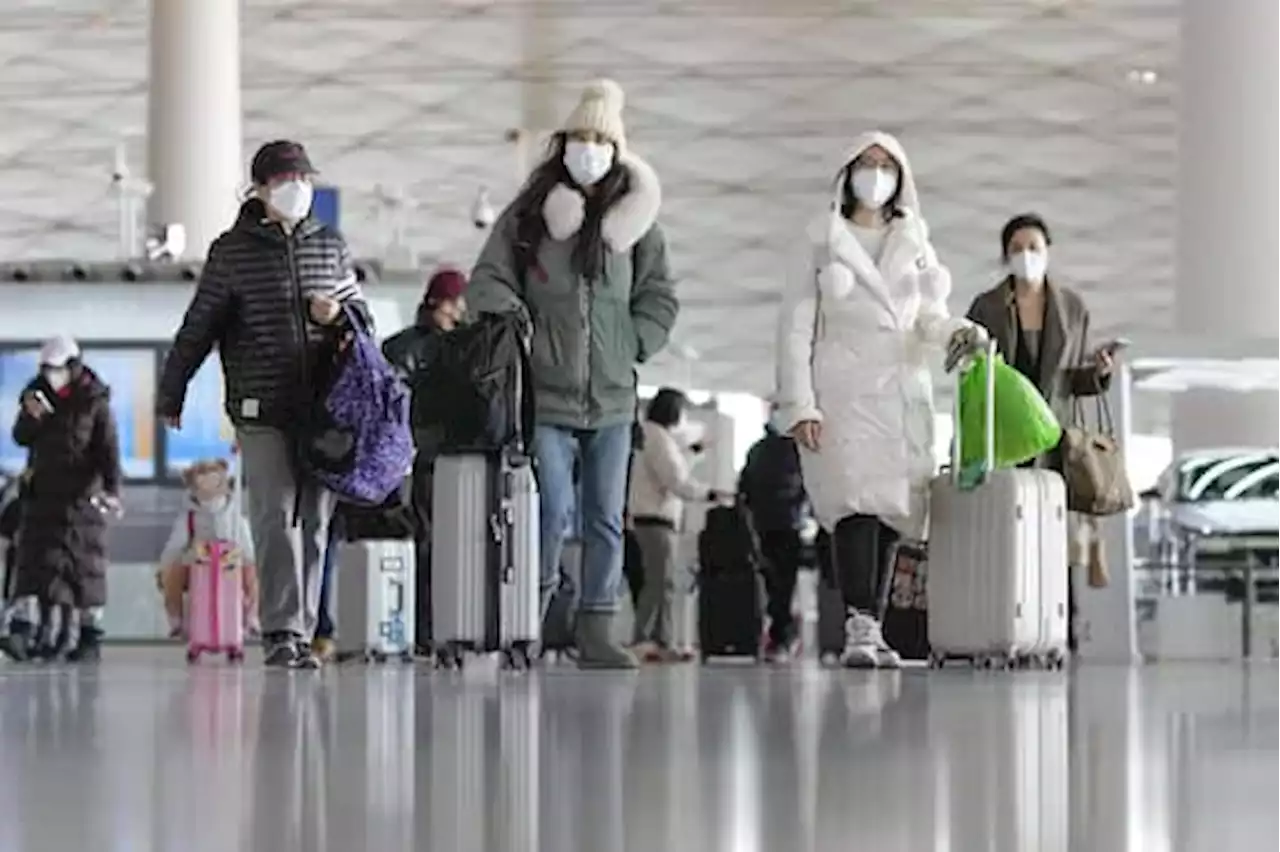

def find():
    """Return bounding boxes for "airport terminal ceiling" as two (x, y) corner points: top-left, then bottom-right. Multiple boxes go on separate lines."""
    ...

(0, 0), (1174, 401)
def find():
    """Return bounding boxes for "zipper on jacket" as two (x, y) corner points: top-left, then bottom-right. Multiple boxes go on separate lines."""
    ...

(579, 274), (591, 426)
(285, 237), (311, 397)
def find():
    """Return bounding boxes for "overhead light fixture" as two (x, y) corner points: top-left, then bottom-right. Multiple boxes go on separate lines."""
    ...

(1126, 68), (1159, 85)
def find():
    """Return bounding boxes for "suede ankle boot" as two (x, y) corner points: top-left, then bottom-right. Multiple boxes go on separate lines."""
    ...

(575, 612), (638, 670)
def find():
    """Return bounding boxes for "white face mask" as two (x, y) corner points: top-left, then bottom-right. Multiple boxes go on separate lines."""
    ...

(42, 367), (69, 391)
(563, 141), (615, 188)
(1008, 250), (1048, 284)
(267, 179), (314, 222)
(850, 166), (898, 210)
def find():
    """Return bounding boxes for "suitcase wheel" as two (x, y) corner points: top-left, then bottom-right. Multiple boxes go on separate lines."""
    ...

(226, 649), (245, 664)
(501, 644), (533, 672)
(437, 643), (464, 671)
(186, 648), (201, 665)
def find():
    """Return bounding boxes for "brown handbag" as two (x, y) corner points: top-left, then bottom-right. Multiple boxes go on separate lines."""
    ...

(1061, 395), (1135, 516)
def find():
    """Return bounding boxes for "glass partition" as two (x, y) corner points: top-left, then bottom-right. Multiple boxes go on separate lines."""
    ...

(162, 353), (234, 476)
(0, 342), (238, 482)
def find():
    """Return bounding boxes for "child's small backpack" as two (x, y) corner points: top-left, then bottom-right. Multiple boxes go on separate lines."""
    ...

(298, 306), (415, 506)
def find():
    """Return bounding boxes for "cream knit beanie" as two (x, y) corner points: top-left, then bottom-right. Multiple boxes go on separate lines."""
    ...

(562, 79), (627, 153)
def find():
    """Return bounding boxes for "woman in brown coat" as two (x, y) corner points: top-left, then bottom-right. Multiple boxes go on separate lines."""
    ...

(965, 213), (1117, 650)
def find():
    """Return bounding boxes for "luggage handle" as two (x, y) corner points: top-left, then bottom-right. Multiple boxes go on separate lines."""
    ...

(950, 338), (998, 489)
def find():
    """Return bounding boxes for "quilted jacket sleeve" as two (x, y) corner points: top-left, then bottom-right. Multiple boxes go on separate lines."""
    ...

(157, 240), (234, 418)
(468, 210), (529, 320)
(775, 242), (823, 433)
(912, 231), (970, 347)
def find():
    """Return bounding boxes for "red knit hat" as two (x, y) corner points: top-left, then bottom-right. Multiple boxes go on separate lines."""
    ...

(425, 267), (467, 303)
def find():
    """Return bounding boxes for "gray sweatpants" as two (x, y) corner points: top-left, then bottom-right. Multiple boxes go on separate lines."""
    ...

(238, 426), (335, 639)
(631, 524), (678, 647)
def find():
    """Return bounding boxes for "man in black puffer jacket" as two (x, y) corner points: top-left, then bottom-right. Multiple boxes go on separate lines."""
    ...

(157, 140), (371, 669)
(737, 410), (809, 662)
(381, 266), (468, 655)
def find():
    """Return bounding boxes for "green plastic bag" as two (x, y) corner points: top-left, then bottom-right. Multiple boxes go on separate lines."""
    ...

(958, 353), (1062, 472)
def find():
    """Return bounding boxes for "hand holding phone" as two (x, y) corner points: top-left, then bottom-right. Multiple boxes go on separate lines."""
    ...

(22, 391), (50, 419)
(1094, 338), (1130, 374)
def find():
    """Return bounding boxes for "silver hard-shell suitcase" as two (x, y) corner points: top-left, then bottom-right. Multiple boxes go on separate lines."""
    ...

(334, 539), (417, 663)
(431, 453), (541, 669)
(927, 340), (1069, 669)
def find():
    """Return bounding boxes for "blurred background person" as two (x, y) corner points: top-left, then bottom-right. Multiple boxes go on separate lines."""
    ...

(383, 266), (469, 658)
(737, 404), (809, 663)
(2, 336), (121, 663)
(775, 131), (987, 669)
(157, 140), (371, 669)
(468, 79), (678, 668)
(627, 387), (725, 662)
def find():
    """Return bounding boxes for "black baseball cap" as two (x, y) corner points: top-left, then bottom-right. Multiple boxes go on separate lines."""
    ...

(250, 140), (317, 184)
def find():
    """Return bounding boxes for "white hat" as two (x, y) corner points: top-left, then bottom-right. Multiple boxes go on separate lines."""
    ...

(39, 335), (80, 368)
(563, 79), (627, 153)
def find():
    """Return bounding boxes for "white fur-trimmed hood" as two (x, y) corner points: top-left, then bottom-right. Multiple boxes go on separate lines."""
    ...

(542, 153), (662, 253)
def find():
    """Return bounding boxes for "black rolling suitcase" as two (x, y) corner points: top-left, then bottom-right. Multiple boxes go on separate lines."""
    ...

(696, 504), (764, 662)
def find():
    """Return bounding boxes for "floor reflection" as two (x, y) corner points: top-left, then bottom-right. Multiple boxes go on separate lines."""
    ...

(0, 655), (1273, 852)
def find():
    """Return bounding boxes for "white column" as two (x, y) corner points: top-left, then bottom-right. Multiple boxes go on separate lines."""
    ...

(1173, 0), (1280, 451)
(146, 0), (242, 259)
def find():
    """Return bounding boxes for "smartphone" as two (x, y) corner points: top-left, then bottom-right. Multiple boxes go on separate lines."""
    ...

(1098, 337), (1132, 356)
(33, 390), (53, 413)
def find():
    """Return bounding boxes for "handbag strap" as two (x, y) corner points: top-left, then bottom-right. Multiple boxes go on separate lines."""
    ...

(1071, 391), (1115, 437)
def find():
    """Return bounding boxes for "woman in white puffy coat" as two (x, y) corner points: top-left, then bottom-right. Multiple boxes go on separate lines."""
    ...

(775, 131), (986, 668)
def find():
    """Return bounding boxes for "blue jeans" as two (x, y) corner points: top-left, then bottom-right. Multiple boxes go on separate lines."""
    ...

(315, 521), (338, 640)
(534, 423), (632, 614)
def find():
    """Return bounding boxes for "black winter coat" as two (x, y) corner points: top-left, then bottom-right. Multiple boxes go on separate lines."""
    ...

(382, 317), (449, 454)
(157, 199), (372, 429)
(12, 368), (121, 608)
(737, 428), (808, 534)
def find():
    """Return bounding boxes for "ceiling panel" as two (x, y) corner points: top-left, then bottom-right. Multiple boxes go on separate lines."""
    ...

(0, 0), (1177, 408)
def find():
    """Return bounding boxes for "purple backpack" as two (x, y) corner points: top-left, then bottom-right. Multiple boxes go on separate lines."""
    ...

(298, 308), (414, 506)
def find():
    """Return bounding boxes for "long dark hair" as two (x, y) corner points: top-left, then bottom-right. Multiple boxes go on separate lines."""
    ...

(645, 387), (687, 428)
(511, 132), (631, 280)
(836, 157), (905, 223)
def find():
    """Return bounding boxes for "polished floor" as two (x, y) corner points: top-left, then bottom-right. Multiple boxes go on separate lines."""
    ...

(0, 651), (1274, 852)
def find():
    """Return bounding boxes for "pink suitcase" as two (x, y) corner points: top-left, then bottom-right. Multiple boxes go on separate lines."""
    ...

(186, 538), (246, 663)
(927, 340), (1069, 669)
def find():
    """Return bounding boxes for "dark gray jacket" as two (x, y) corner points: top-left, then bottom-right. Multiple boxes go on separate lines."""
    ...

(158, 199), (370, 429)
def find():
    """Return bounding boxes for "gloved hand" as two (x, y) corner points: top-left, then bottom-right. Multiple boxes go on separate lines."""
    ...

(944, 324), (989, 373)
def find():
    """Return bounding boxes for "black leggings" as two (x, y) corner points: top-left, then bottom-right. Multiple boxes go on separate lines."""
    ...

(830, 514), (900, 617)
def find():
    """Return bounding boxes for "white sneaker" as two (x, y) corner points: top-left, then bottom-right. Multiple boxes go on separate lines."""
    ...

(840, 611), (902, 669)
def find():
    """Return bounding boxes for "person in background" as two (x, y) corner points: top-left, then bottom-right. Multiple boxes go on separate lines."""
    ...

(382, 266), (469, 657)
(628, 388), (725, 662)
(157, 140), (371, 669)
(965, 212), (1114, 651)
(775, 130), (987, 669)
(621, 419), (647, 608)
(2, 337), (121, 663)
(737, 404), (809, 663)
(0, 470), (27, 607)
(468, 79), (678, 668)
(312, 518), (340, 662)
